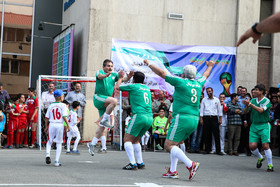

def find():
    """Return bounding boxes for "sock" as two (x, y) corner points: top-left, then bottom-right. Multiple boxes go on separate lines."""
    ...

(16, 132), (20, 145)
(24, 131), (28, 145)
(251, 148), (263, 159)
(145, 133), (150, 145)
(73, 136), (80, 151)
(55, 143), (62, 162)
(46, 140), (51, 156)
(19, 132), (24, 145)
(124, 142), (136, 165)
(67, 136), (71, 152)
(180, 143), (186, 154)
(31, 131), (36, 145)
(100, 136), (107, 150)
(264, 149), (273, 166)
(170, 149), (179, 172)
(101, 113), (110, 122)
(171, 146), (192, 168)
(133, 143), (143, 164)
(91, 137), (99, 145)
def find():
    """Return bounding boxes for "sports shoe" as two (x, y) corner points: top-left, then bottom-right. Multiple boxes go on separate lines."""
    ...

(267, 164), (274, 172)
(45, 156), (51, 164)
(162, 168), (179, 179)
(87, 143), (94, 156)
(23, 144), (28, 148)
(19, 144), (23, 148)
(54, 161), (62, 167)
(137, 163), (145, 169)
(156, 144), (163, 150)
(210, 151), (216, 154)
(29, 144), (35, 149)
(98, 148), (107, 153)
(256, 157), (265, 168)
(122, 163), (138, 170)
(72, 150), (80, 155)
(187, 161), (200, 180)
(100, 119), (113, 129)
(8, 145), (13, 149)
(66, 151), (71, 155)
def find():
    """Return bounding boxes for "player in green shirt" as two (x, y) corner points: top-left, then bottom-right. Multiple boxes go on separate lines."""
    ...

(88, 59), (133, 156)
(144, 59), (215, 180)
(243, 84), (273, 172)
(116, 71), (153, 170)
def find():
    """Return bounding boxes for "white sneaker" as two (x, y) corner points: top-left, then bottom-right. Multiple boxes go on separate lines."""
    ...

(98, 148), (107, 154)
(100, 119), (113, 129)
(54, 161), (61, 167)
(221, 151), (227, 155)
(210, 151), (216, 154)
(87, 143), (94, 156)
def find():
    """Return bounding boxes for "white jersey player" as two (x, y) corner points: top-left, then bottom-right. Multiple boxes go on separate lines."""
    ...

(45, 89), (70, 167)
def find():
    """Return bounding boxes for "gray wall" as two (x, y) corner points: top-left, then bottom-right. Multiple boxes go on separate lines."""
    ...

(31, 0), (63, 87)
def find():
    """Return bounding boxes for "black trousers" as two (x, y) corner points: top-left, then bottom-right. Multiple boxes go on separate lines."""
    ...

(203, 116), (221, 153)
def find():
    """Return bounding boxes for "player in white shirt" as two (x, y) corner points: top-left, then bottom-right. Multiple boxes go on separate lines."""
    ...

(66, 101), (81, 155)
(45, 89), (70, 167)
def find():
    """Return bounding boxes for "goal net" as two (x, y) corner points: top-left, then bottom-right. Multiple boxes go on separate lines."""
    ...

(37, 75), (96, 150)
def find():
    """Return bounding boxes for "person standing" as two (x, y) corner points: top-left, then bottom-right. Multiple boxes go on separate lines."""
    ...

(200, 87), (223, 155)
(87, 59), (133, 156)
(116, 71), (153, 170)
(243, 84), (274, 172)
(0, 82), (10, 112)
(227, 93), (242, 156)
(144, 59), (215, 180)
(154, 90), (171, 117)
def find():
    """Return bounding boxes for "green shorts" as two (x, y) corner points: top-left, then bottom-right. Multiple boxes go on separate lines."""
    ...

(93, 94), (109, 117)
(167, 114), (198, 143)
(249, 122), (271, 143)
(126, 114), (153, 137)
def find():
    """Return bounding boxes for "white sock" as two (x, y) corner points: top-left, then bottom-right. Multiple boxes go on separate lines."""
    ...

(141, 136), (145, 145)
(55, 143), (62, 162)
(67, 136), (71, 152)
(179, 143), (186, 154)
(264, 149), (273, 166)
(170, 149), (178, 172)
(91, 137), (99, 145)
(124, 142), (135, 165)
(46, 140), (51, 156)
(171, 146), (192, 168)
(145, 134), (150, 145)
(251, 148), (263, 159)
(133, 143), (143, 164)
(101, 113), (110, 122)
(100, 136), (107, 150)
(73, 136), (80, 151)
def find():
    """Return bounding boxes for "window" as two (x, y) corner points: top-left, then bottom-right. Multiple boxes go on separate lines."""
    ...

(1, 59), (20, 74)
(259, 0), (273, 47)
(16, 29), (24, 42)
(7, 28), (16, 41)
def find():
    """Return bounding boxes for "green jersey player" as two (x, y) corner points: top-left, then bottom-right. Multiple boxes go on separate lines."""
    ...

(116, 71), (153, 170)
(144, 59), (215, 180)
(243, 84), (273, 172)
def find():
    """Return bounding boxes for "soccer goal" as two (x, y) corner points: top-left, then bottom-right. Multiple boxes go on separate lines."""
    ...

(37, 75), (96, 150)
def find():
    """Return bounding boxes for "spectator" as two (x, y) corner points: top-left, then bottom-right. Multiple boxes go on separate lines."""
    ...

(154, 90), (171, 117)
(237, 86), (243, 96)
(200, 87), (223, 155)
(251, 88), (256, 98)
(152, 108), (168, 150)
(0, 82), (10, 112)
(270, 95), (278, 149)
(0, 104), (6, 148)
(151, 90), (157, 113)
(273, 91), (280, 156)
(65, 82), (86, 120)
(227, 93), (243, 156)
(244, 93), (253, 156)
(190, 92), (204, 153)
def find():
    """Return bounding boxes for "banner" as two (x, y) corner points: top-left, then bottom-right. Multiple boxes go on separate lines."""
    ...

(112, 39), (236, 97)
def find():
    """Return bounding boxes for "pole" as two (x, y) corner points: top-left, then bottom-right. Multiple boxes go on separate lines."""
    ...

(0, 0), (5, 79)
(38, 75), (42, 150)
(119, 91), (122, 151)
(29, 0), (35, 87)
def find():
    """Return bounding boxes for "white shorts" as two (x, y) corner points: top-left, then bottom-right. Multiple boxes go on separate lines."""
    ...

(67, 125), (81, 139)
(48, 123), (64, 144)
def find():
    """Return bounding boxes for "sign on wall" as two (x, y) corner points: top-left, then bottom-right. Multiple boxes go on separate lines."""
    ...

(111, 39), (236, 97)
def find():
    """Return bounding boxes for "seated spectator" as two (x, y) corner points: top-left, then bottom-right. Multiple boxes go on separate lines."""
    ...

(152, 108), (169, 150)
(227, 93), (243, 156)
(154, 91), (171, 117)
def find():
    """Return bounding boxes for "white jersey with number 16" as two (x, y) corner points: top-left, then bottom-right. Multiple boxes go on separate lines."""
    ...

(45, 102), (68, 123)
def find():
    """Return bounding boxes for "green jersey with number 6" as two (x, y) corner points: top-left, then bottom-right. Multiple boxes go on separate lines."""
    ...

(165, 75), (206, 116)
(119, 84), (152, 115)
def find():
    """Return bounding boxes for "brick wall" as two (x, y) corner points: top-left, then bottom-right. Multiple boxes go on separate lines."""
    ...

(257, 47), (271, 89)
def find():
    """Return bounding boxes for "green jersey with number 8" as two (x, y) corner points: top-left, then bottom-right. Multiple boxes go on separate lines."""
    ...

(165, 75), (206, 116)
(119, 84), (152, 115)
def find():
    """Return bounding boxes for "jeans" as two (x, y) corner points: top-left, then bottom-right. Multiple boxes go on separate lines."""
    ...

(190, 124), (203, 151)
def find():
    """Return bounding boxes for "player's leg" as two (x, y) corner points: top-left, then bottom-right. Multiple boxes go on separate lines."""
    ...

(72, 127), (81, 154)
(66, 132), (72, 154)
(260, 123), (273, 172)
(30, 121), (37, 148)
(179, 140), (186, 154)
(54, 124), (64, 166)
(123, 133), (138, 170)
(99, 97), (117, 128)
(88, 126), (105, 156)
(46, 123), (55, 165)
(99, 128), (107, 153)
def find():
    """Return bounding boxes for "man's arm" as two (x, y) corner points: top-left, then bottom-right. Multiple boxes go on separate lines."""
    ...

(63, 116), (70, 132)
(202, 61), (215, 78)
(122, 71), (134, 82)
(242, 99), (264, 113)
(144, 59), (167, 79)
(237, 12), (280, 46)
(115, 72), (125, 91)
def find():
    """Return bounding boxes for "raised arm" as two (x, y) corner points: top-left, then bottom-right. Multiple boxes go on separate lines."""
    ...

(144, 59), (167, 79)
(202, 60), (215, 79)
(122, 71), (134, 82)
(237, 12), (280, 46)
(115, 71), (125, 91)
